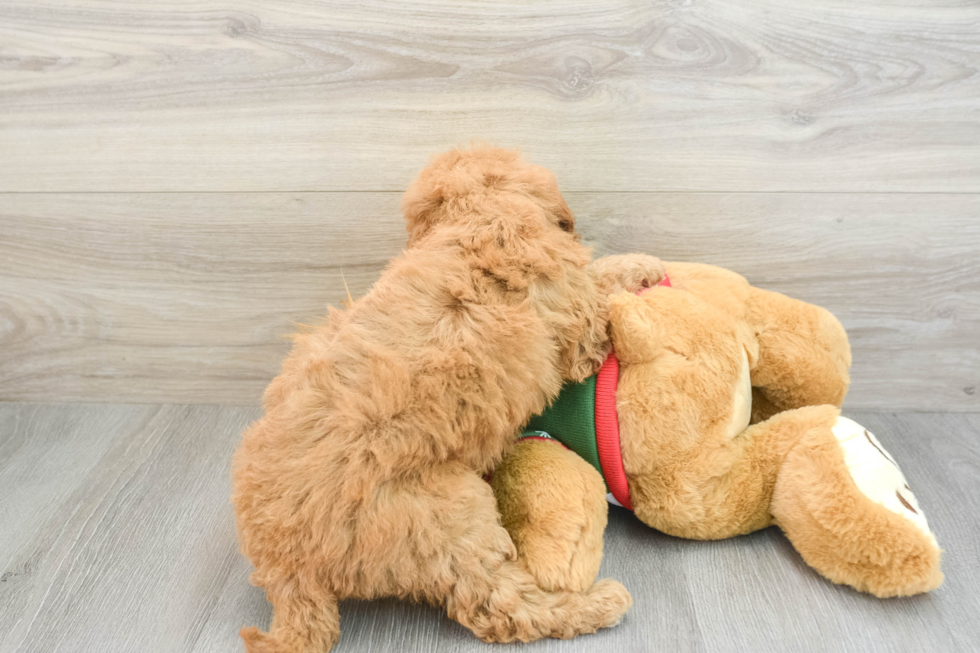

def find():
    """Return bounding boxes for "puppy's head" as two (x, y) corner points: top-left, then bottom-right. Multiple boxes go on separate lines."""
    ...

(401, 144), (578, 249)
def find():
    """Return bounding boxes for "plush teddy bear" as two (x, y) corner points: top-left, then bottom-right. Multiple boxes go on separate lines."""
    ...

(491, 256), (943, 599)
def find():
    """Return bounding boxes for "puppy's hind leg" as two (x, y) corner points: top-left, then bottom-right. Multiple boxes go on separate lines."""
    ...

(450, 558), (632, 642)
(426, 467), (632, 642)
(240, 578), (340, 653)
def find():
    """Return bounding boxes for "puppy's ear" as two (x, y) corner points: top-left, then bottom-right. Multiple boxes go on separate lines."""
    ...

(401, 170), (445, 246)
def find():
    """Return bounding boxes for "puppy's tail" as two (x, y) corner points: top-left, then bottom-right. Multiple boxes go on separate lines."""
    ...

(241, 587), (340, 653)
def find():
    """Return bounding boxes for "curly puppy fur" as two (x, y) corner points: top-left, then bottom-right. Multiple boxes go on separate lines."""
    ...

(233, 146), (662, 652)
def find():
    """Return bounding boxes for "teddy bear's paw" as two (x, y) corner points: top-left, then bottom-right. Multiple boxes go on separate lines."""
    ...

(831, 416), (935, 542)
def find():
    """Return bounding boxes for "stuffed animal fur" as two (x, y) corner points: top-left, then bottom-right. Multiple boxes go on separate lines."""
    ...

(492, 259), (943, 599)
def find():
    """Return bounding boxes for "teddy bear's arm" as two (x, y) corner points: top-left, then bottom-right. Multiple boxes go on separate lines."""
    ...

(491, 438), (609, 593)
(746, 285), (852, 422)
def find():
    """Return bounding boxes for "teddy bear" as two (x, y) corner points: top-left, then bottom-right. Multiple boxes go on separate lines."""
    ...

(491, 256), (943, 599)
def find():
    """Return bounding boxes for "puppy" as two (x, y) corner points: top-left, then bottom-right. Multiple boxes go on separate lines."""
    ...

(232, 145), (664, 652)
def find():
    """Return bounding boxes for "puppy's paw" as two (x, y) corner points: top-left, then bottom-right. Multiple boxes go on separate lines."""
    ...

(565, 346), (608, 383)
(589, 254), (666, 296)
(586, 579), (633, 628)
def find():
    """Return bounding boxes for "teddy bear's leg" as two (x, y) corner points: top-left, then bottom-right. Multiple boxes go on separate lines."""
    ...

(746, 286), (852, 422)
(491, 438), (609, 592)
(772, 414), (943, 597)
(628, 404), (843, 541)
(629, 402), (941, 597)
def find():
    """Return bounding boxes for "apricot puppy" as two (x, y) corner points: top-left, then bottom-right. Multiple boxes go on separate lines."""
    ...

(232, 146), (663, 652)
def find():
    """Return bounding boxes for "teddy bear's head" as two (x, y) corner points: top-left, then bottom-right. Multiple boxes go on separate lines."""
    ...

(608, 288), (753, 530)
(526, 280), (755, 529)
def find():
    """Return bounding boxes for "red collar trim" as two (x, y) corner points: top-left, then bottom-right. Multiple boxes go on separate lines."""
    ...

(594, 352), (631, 509)
(593, 272), (672, 511)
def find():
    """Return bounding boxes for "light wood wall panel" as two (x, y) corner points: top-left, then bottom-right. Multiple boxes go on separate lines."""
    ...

(0, 0), (978, 192)
(1, 192), (976, 410)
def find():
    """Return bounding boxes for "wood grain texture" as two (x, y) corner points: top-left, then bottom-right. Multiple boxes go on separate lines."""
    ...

(1, 192), (977, 410)
(0, 0), (978, 192)
(0, 403), (259, 653)
(0, 404), (977, 652)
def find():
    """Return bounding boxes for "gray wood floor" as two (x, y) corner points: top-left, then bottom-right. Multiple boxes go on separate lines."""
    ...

(0, 403), (977, 653)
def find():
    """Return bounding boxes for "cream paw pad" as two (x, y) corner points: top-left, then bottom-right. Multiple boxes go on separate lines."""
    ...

(831, 416), (935, 542)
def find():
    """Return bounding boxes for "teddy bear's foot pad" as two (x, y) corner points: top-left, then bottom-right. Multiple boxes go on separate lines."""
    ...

(772, 413), (943, 597)
(831, 416), (935, 542)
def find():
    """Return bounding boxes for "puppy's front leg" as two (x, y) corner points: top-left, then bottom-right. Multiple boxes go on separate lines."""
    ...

(557, 281), (611, 383)
(559, 254), (666, 383)
(588, 253), (666, 297)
